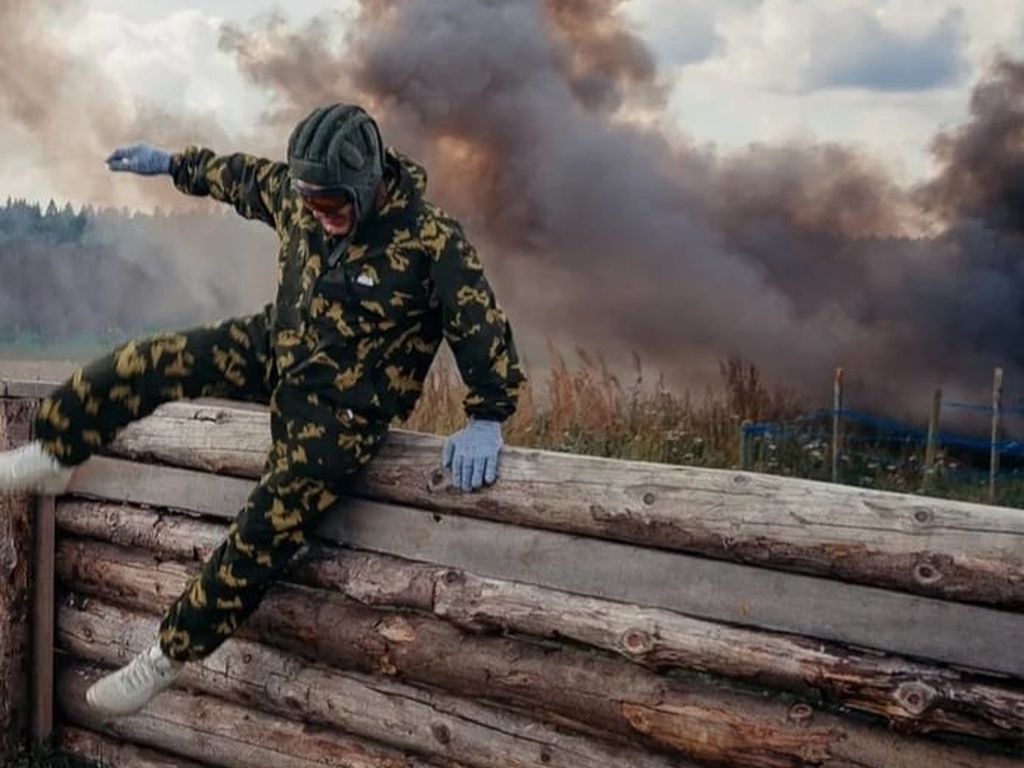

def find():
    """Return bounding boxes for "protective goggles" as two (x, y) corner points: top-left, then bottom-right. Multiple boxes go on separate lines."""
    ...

(291, 179), (354, 215)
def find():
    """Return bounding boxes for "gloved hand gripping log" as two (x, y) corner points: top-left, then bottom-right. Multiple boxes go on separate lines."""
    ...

(0, 103), (526, 717)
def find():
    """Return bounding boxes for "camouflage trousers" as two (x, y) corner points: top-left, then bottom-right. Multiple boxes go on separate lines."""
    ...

(34, 305), (388, 662)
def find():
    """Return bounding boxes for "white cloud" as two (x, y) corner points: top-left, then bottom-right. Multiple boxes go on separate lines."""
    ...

(85, 0), (353, 24)
(63, 8), (270, 140)
(707, 0), (968, 93)
(654, 1), (1024, 181)
(621, 0), (758, 68)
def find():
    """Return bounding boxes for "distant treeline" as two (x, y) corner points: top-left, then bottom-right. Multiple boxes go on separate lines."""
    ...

(0, 198), (89, 245)
(0, 198), (275, 346)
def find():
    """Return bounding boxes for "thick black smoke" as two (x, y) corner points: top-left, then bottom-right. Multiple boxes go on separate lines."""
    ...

(218, 0), (1024, 407)
(5, 0), (1024, 411)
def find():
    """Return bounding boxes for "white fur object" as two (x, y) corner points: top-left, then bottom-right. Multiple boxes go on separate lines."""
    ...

(86, 642), (184, 717)
(0, 441), (74, 495)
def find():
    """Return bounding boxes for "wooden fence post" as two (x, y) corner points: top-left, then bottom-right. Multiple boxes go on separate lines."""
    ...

(739, 420), (752, 471)
(0, 397), (36, 760)
(831, 368), (844, 483)
(32, 492), (56, 746)
(990, 367), (1003, 504)
(922, 388), (942, 494)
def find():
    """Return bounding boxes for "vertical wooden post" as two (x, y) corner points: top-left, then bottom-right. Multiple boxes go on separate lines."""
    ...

(0, 398), (35, 761)
(831, 368), (844, 483)
(922, 388), (942, 493)
(31, 493), (56, 746)
(739, 420), (752, 471)
(990, 367), (1003, 504)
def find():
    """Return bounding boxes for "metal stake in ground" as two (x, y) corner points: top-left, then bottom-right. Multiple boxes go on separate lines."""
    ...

(989, 367), (1003, 504)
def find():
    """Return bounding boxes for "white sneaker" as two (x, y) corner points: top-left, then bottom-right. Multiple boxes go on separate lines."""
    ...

(85, 642), (184, 717)
(0, 441), (74, 495)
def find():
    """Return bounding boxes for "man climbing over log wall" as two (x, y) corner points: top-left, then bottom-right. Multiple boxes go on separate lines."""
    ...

(0, 103), (525, 715)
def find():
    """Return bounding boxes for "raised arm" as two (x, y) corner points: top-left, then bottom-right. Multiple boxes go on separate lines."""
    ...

(170, 147), (288, 228)
(106, 142), (288, 228)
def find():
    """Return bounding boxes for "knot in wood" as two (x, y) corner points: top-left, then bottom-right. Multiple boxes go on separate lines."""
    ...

(913, 560), (943, 586)
(431, 723), (451, 745)
(428, 469), (448, 491)
(913, 508), (932, 524)
(642, 492), (656, 505)
(443, 569), (464, 586)
(539, 747), (553, 763)
(895, 681), (935, 716)
(242, 652), (252, 664)
(621, 628), (653, 654)
(787, 703), (814, 724)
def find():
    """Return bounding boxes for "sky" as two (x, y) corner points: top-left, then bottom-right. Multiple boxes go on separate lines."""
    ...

(5, 0), (1024, 205)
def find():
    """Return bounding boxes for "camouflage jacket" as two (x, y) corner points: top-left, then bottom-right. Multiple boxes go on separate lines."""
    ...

(169, 146), (525, 423)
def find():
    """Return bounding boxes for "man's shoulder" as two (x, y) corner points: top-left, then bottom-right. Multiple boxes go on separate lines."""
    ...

(420, 200), (466, 233)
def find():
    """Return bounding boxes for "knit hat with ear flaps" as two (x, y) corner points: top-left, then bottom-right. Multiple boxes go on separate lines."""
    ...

(287, 103), (386, 225)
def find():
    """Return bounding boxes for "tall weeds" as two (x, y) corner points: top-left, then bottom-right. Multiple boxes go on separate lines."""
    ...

(402, 345), (803, 468)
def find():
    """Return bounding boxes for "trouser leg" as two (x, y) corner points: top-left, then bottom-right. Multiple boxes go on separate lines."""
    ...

(33, 307), (275, 465)
(157, 385), (388, 662)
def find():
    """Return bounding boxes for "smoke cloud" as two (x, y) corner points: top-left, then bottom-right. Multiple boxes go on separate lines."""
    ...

(0, 0), (276, 333)
(217, 0), (1024, 407)
(4, 0), (1024, 410)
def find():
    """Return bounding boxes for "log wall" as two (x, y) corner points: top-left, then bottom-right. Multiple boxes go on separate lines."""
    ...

(0, 397), (34, 760)
(0, 371), (1021, 767)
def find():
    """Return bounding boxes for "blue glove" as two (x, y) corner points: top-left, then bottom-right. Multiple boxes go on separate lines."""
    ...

(443, 419), (503, 492)
(105, 143), (173, 175)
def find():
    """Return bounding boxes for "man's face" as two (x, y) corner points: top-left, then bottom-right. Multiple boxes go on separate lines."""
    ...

(293, 180), (356, 237)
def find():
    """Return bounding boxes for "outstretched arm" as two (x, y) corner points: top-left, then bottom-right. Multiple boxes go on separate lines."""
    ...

(170, 147), (288, 228)
(106, 143), (288, 228)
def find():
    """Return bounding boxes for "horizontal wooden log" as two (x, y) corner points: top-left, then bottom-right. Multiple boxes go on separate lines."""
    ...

(59, 598), (687, 768)
(96, 400), (1024, 608)
(58, 661), (439, 768)
(58, 725), (211, 768)
(54, 537), (1024, 768)
(57, 470), (1024, 679)
(56, 499), (1024, 744)
(0, 398), (35, 760)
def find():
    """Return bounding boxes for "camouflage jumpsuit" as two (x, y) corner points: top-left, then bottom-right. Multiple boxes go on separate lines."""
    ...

(34, 146), (525, 661)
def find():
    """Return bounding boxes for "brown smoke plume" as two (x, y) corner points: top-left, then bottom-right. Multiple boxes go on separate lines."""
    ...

(7, 0), (1024, 411)
(220, 0), (974, 403)
(921, 55), (1024, 233)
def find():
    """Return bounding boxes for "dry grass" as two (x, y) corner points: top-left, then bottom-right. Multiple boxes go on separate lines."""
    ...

(402, 345), (804, 469)
(402, 345), (1024, 507)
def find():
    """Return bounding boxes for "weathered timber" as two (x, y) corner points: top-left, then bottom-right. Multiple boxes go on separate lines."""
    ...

(55, 499), (1024, 744)
(54, 537), (1024, 768)
(59, 599), (688, 768)
(56, 470), (1024, 678)
(58, 661), (440, 768)
(58, 725), (211, 768)
(0, 398), (35, 760)
(31, 494), (55, 743)
(96, 400), (1024, 608)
